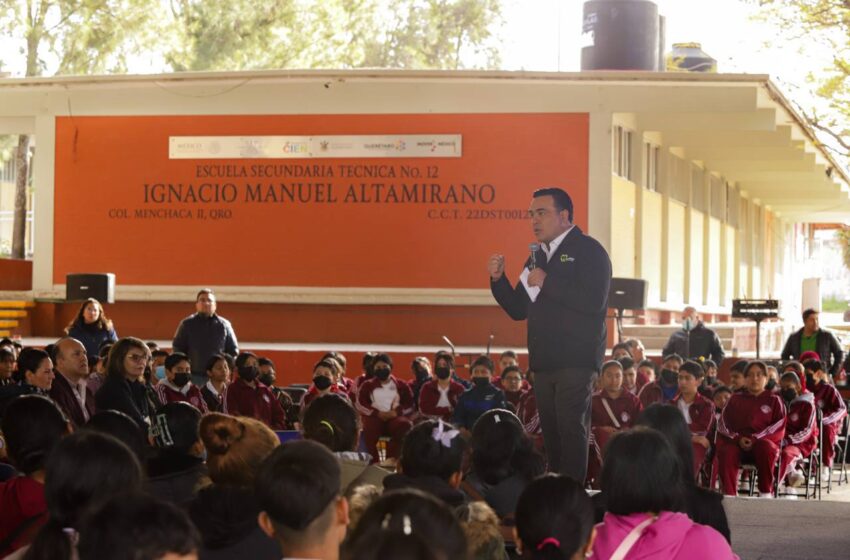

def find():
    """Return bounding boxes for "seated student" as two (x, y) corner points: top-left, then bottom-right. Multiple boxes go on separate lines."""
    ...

(462, 409), (544, 520)
(515, 474), (595, 560)
(0, 396), (70, 557)
(632, 405), (731, 543)
(712, 385), (732, 412)
(766, 365), (780, 393)
(302, 359), (348, 409)
(86, 344), (112, 396)
(638, 353), (683, 408)
(782, 360), (807, 392)
(302, 393), (389, 496)
(588, 360), (642, 486)
(19, 431), (143, 560)
(592, 429), (736, 560)
(635, 359), (657, 391)
(342, 489), (468, 560)
(499, 365), (526, 411)
(154, 352), (209, 414)
(455, 501), (505, 560)
(356, 353), (415, 462)
(716, 360), (786, 497)
(150, 349), (169, 385)
(698, 359), (720, 397)
(452, 355), (506, 435)
(321, 351), (355, 399)
(611, 342), (632, 361)
(255, 440), (349, 560)
(433, 349), (469, 390)
(408, 356), (433, 411)
(146, 402), (207, 507)
(354, 352), (377, 390)
(728, 360), (748, 392)
(383, 419), (468, 508)
(189, 413), (280, 560)
(224, 352), (286, 429)
(418, 361), (466, 423)
(256, 357), (298, 429)
(803, 358), (847, 473)
(516, 370), (543, 452)
(618, 356), (638, 395)
(491, 350), (530, 391)
(77, 492), (199, 560)
(777, 371), (818, 489)
(0, 347), (16, 387)
(200, 354), (229, 413)
(671, 360), (715, 476)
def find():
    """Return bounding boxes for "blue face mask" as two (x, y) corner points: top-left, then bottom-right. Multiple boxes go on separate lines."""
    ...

(155, 365), (166, 380)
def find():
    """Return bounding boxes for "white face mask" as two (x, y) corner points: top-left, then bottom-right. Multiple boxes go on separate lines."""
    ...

(683, 318), (695, 332)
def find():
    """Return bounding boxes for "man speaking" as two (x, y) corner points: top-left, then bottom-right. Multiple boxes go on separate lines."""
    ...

(488, 187), (611, 481)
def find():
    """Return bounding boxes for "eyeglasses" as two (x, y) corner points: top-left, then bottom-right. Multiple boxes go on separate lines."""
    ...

(126, 353), (150, 363)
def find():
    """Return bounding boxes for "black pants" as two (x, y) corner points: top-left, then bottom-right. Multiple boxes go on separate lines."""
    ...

(533, 366), (597, 483)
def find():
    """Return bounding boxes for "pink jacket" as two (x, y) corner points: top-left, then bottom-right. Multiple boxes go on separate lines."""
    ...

(591, 512), (737, 560)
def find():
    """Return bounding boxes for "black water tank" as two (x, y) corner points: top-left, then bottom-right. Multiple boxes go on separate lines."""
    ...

(581, 0), (660, 71)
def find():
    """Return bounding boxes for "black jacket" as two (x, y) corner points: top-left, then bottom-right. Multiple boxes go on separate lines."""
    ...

(663, 322), (725, 363)
(781, 328), (844, 376)
(95, 376), (150, 428)
(172, 313), (238, 377)
(491, 226), (612, 371)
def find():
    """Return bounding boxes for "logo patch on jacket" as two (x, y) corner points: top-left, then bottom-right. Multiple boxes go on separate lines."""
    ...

(560, 254), (575, 263)
(620, 411), (630, 423)
(790, 413), (799, 422)
(263, 394), (270, 403)
(760, 405), (771, 414)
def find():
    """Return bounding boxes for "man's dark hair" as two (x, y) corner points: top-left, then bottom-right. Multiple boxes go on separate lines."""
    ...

(151, 402), (202, 453)
(499, 350), (518, 360)
(164, 352), (189, 372)
(533, 187), (574, 222)
(400, 420), (467, 481)
(258, 357), (275, 369)
(77, 492), (199, 560)
(471, 354), (494, 374)
(1, 395), (68, 475)
(617, 356), (635, 370)
(661, 353), (684, 367)
(611, 342), (632, 357)
(302, 393), (360, 453)
(802, 308), (818, 321)
(255, 440), (341, 548)
(730, 360), (749, 374)
(515, 475), (594, 559)
(196, 288), (214, 302)
(601, 428), (685, 516)
(678, 360), (705, 380)
(712, 385), (732, 398)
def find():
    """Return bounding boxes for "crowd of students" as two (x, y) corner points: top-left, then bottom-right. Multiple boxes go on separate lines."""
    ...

(0, 301), (847, 559)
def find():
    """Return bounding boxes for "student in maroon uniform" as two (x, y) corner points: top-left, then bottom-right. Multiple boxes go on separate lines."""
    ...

(672, 360), (715, 476)
(619, 356), (637, 395)
(516, 370), (543, 452)
(200, 354), (229, 413)
(716, 360), (786, 496)
(224, 352), (286, 429)
(154, 352), (209, 414)
(499, 365), (526, 410)
(635, 359), (656, 391)
(803, 358), (847, 472)
(354, 352), (377, 391)
(782, 361), (807, 392)
(418, 360), (465, 422)
(355, 353), (414, 462)
(777, 371), (818, 488)
(302, 359), (348, 410)
(728, 360), (748, 393)
(588, 360), (642, 486)
(638, 354), (682, 408)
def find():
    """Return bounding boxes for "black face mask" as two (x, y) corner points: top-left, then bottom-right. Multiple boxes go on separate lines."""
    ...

(435, 367), (452, 380)
(413, 366), (430, 381)
(473, 376), (490, 388)
(259, 373), (275, 387)
(238, 365), (258, 382)
(765, 379), (777, 391)
(781, 388), (797, 403)
(375, 368), (391, 382)
(661, 368), (679, 385)
(173, 373), (191, 387)
(806, 374), (816, 389)
(313, 375), (332, 391)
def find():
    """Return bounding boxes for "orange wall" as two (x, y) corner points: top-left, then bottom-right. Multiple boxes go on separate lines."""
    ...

(0, 259), (32, 291)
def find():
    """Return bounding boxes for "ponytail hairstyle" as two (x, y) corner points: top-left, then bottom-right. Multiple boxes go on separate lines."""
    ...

(199, 413), (279, 487)
(515, 474), (594, 560)
(24, 431), (143, 560)
(470, 409), (545, 485)
(302, 393), (360, 452)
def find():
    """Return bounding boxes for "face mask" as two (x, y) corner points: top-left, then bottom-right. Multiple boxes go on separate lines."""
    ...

(173, 373), (191, 387)
(765, 379), (777, 391)
(435, 367), (452, 380)
(683, 318), (695, 332)
(661, 368), (679, 385)
(313, 375), (332, 391)
(259, 373), (275, 387)
(375, 368), (391, 382)
(473, 376), (491, 387)
(806, 374), (816, 389)
(238, 365), (258, 382)
(781, 388), (797, 402)
(155, 365), (166, 380)
(413, 365), (430, 380)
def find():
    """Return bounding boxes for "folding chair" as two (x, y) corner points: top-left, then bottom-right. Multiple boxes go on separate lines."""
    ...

(833, 402), (850, 487)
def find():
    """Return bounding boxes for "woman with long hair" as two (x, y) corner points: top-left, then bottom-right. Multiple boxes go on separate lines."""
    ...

(65, 299), (118, 359)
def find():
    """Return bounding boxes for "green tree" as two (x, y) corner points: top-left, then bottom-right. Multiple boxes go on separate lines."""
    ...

(754, 1), (850, 161)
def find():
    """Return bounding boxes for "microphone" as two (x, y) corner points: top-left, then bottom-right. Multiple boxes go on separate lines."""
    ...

(529, 243), (540, 270)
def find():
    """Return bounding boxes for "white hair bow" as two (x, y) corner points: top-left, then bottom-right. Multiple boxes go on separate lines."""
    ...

(431, 419), (460, 448)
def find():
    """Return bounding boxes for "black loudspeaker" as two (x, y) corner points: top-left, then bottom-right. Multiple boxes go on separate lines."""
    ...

(66, 273), (116, 304)
(608, 278), (647, 310)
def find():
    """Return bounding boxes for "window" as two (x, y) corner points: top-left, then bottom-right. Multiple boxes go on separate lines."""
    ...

(612, 125), (632, 180)
(643, 143), (659, 192)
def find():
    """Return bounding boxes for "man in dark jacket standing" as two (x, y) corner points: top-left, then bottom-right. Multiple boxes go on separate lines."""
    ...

(489, 187), (611, 481)
(781, 308), (843, 376)
(172, 289), (239, 386)
(662, 307), (725, 363)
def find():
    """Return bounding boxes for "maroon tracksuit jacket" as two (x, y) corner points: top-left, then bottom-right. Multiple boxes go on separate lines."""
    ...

(671, 393), (715, 437)
(356, 375), (415, 418)
(224, 378), (285, 429)
(155, 382), (210, 414)
(718, 390), (786, 446)
(591, 390), (642, 431)
(418, 379), (465, 422)
(784, 393), (818, 457)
